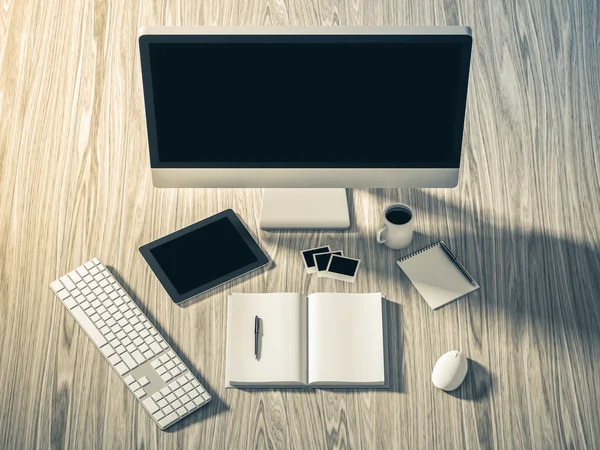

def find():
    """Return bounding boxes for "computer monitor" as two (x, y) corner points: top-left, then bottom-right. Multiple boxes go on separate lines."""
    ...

(139, 26), (472, 229)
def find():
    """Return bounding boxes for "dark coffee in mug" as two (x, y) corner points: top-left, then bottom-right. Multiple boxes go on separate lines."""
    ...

(385, 207), (412, 225)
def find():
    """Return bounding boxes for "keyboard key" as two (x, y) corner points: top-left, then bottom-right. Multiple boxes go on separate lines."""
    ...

(114, 362), (129, 375)
(174, 387), (185, 397)
(158, 412), (178, 428)
(162, 372), (173, 382)
(184, 400), (196, 411)
(168, 380), (180, 390)
(171, 399), (182, 409)
(84, 261), (94, 269)
(56, 289), (70, 301)
(60, 275), (76, 291)
(151, 359), (161, 368)
(70, 306), (107, 347)
(160, 342), (169, 350)
(165, 361), (175, 370)
(160, 386), (171, 396)
(124, 375), (135, 385)
(108, 354), (121, 365)
(153, 410), (165, 421)
(150, 342), (162, 354)
(201, 392), (211, 401)
(144, 350), (154, 359)
(121, 353), (137, 370)
(159, 354), (169, 364)
(134, 388), (146, 398)
(167, 351), (175, 359)
(89, 313), (101, 323)
(143, 398), (159, 413)
(157, 398), (168, 408)
(152, 392), (162, 401)
(176, 406), (187, 416)
(157, 366), (167, 375)
(166, 393), (177, 403)
(64, 297), (77, 309)
(163, 405), (174, 415)
(100, 344), (114, 358)
(131, 350), (145, 365)
(131, 381), (141, 391)
(50, 280), (64, 292)
(180, 394), (190, 404)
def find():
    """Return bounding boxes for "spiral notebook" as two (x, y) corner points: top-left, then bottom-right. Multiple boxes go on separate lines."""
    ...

(396, 241), (480, 310)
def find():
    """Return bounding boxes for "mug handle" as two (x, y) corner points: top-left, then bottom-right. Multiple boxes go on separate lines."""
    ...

(377, 225), (387, 244)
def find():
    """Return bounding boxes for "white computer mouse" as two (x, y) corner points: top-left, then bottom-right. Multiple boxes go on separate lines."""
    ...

(431, 350), (468, 391)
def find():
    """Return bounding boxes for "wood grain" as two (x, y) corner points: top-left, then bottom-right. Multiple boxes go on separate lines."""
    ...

(1, 0), (599, 448)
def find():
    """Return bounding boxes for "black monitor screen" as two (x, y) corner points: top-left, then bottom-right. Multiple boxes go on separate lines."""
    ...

(144, 37), (470, 168)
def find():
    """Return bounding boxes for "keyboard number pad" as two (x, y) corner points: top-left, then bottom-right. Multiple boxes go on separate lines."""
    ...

(152, 351), (187, 383)
(144, 372), (210, 428)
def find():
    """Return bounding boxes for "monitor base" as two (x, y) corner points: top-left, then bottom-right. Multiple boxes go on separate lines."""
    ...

(260, 189), (351, 230)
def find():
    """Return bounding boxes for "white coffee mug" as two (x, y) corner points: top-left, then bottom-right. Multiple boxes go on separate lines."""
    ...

(377, 203), (414, 250)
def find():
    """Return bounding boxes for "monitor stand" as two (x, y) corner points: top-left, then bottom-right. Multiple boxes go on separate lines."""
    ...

(260, 188), (351, 230)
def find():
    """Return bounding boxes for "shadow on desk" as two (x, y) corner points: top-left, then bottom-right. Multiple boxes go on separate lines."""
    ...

(108, 266), (230, 431)
(448, 359), (494, 401)
(365, 188), (600, 346)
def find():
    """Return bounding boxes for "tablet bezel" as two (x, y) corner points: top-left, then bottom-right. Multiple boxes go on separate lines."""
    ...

(139, 209), (269, 304)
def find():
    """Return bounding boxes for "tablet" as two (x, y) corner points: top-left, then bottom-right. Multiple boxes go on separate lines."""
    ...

(139, 209), (269, 304)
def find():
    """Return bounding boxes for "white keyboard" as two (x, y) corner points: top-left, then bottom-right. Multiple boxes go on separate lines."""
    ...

(50, 258), (211, 430)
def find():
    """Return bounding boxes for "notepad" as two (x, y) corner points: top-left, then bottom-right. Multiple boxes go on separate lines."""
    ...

(225, 292), (387, 388)
(396, 241), (479, 310)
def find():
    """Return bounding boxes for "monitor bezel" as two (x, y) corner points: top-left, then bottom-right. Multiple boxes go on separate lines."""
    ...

(139, 28), (472, 170)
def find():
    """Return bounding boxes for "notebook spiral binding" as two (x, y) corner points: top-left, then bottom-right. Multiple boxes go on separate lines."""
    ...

(397, 241), (442, 263)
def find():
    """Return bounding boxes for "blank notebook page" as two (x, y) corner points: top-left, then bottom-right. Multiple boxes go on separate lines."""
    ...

(307, 292), (384, 385)
(397, 244), (479, 310)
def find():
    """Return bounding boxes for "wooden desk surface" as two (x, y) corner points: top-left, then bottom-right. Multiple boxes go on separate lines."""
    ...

(1, 0), (599, 448)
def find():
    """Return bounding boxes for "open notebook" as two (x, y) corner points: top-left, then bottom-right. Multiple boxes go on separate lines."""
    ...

(225, 292), (387, 388)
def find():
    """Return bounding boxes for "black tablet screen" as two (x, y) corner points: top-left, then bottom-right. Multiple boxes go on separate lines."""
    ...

(149, 217), (257, 294)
